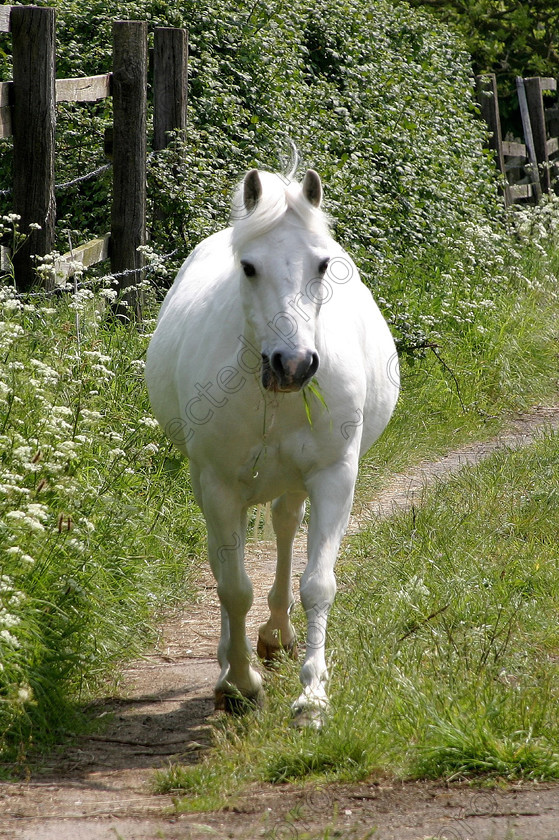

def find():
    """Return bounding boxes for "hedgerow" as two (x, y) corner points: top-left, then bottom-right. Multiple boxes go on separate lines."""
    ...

(1, 0), (503, 352)
(0, 225), (205, 764)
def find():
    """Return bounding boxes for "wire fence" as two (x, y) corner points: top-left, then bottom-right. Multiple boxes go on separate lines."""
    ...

(0, 146), (166, 199)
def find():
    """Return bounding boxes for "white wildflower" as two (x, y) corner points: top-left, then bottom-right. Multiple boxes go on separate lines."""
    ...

(55, 440), (78, 457)
(0, 610), (20, 628)
(25, 503), (49, 521)
(83, 351), (111, 364)
(6, 510), (45, 532)
(0, 629), (20, 647)
(51, 405), (74, 418)
(0, 484), (31, 497)
(139, 416), (159, 429)
(109, 448), (126, 459)
(80, 409), (103, 422)
(99, 287), (118, 301)
(2, 298), (23, 312)
(16, 684), (33, 703)
(92, 363), (115, 379)
(67, 538), (85, 554)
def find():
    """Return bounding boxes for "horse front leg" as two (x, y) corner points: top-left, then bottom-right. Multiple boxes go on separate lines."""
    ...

(202, 481), (264, 712)
(292, 459), (358, 728)
(257, 492), (307, 661)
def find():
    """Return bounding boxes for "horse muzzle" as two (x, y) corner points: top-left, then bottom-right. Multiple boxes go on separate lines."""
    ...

(261, 350), (319, 392)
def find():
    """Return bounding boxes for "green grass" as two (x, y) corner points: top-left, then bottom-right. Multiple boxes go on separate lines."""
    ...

(0, 267), (206, 767)
(337, 429), (559, 782)
(357, 228), (559, 497)
(156, 428), (559, 802)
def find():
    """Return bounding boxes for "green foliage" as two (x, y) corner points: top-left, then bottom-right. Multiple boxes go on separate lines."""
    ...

(338, 428), (559, 782)
(2, 0), (503, 356)
(0, 222), (205, 763)
(408, 0), (559, 99)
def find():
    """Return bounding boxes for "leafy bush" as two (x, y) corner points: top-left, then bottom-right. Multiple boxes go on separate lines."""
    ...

(1, 0), (503, 353)
(408, 0), (559, 104)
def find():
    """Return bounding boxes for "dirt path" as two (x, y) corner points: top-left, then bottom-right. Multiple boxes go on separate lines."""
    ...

(2, 406), (559, 840)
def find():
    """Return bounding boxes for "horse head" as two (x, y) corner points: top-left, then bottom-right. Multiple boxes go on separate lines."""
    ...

(232, 169), (331, 393)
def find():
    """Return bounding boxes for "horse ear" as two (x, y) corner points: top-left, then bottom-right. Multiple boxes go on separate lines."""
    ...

(244, 169), (262, 211)
(302, 169), (322, 208)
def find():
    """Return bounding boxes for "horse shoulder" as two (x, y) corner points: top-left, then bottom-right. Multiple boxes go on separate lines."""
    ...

(157, 227), (235, 322)
(145, 227), (241, 445)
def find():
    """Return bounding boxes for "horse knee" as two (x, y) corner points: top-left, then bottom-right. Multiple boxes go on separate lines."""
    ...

(272, 494), (305, 537)
(300, 572), (336, 614)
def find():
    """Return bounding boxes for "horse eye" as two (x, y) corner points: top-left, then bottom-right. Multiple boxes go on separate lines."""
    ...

(241, 261), (256, 278)
(318, 258), (330, 275)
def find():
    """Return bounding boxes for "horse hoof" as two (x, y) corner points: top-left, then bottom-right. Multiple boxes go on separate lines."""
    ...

(290, 704), (325, 730)
(290, 693), (329, 730)
(256, 634), (298, 664)
(214, 687), (264, 715)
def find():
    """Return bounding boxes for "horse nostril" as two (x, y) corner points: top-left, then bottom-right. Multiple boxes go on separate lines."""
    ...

(270, 351), (285, 377)
(309, 352), (319, 378)
(269, 350), (319, 385)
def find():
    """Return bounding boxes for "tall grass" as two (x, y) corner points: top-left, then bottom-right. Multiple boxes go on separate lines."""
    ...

(358, 196), (559, 493)
(0, 227), (205, 766)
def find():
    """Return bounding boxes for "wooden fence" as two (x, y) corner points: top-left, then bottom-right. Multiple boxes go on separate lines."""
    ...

(0, 5), (188, 306)
(1, 7), (557, 298)
(476, 73), (559, 207)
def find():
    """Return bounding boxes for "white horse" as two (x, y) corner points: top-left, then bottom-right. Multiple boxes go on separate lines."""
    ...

(145, 169), (399, 727)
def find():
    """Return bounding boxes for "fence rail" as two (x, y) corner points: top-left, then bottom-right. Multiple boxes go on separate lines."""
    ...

(56, 73), (112, 103)
(0, 7), (12, 32)
(0, 4), (188, 303)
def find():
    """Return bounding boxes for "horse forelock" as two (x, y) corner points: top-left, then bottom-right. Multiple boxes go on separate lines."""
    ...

(231, 171), (330, 257)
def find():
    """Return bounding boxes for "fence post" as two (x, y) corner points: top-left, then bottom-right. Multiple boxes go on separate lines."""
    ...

(475, 73), (510, 206)
(11, 6), (56, 292)
(153, 27), (188, 151)
(516, 77), (542, 203)
(111, 20), (147, 319)
(524, 76), (551, 194)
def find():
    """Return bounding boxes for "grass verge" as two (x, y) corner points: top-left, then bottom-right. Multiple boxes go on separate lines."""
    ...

(358, 226), (559, 498)
(0, 276), (205, 769)
(157, 427), (559, 802)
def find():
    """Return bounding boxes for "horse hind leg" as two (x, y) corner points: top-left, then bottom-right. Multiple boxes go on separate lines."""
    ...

(257, 492), (306, 663)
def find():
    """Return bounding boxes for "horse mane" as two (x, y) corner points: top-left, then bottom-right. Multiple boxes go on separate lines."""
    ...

(230, 170), (330, 256)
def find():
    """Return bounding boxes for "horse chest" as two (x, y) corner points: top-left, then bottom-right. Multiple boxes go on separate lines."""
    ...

(235, 438), (310, 506)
